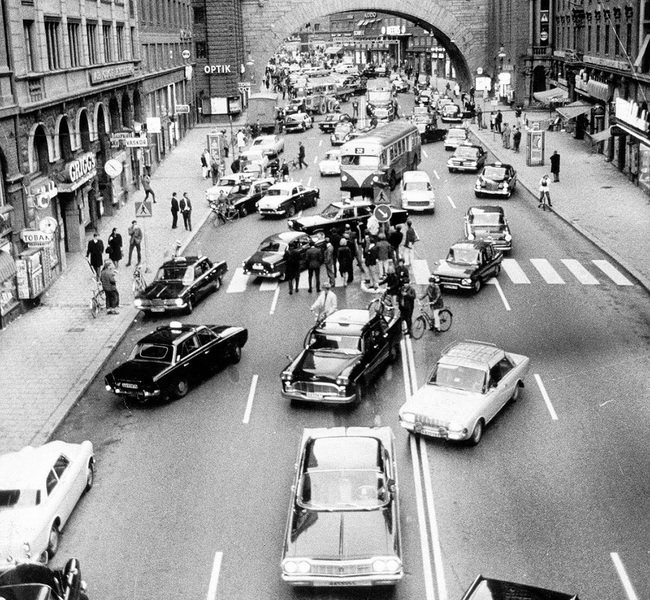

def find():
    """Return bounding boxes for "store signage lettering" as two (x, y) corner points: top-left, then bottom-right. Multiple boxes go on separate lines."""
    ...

(583, 55), (629, 71)
(20, 229), (54, 246)
(90, 64), (135, 85)
(204, 65), (232, 74)
(65, 153), (97, 183)
(615, 98), (650, 133)
(364, 12), (376, 18)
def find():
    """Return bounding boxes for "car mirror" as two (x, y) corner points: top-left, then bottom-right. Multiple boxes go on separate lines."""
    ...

(387, 479), (396, 493)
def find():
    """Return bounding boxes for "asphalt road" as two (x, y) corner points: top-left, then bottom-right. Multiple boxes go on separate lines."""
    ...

(51, 89), (649, 600)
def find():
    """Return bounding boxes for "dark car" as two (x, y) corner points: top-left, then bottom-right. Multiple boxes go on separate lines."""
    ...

(330, 121), (355, 146)
(133, 255), (227, 314)
(228, 177), (275, 216)
(432, 239), (503, 294)
(0, 559), (89, 600)
(475, 162), (518, 198)
(281, 426), (402, 586)
(105, 322), (248, 401)
(447, 144), (488, 172)
(242, 231), (325, 279)
(318, 113), (355, 133)
(281, 309), (402, 403)
(285, 98), (306, 115)
(361, 64), (377, 78)
(464, 206), (513, 252)
(420, 124), (448, 144)
(461, 575), (579, 600)
(287, 199), (408, 237)
(440, 102), (463, 123)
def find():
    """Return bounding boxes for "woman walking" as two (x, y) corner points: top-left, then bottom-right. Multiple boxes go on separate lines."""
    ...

(538, 174), (552, 210)
(107, 227), (123, 268)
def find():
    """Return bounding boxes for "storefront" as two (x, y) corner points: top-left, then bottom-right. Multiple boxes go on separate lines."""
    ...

(612, 97), (650, 194)
(0, 234), (18, 327)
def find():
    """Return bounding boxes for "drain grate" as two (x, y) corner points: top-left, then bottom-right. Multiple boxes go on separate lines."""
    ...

(67, 327), (85, 332)
(601, 185), (613, 189)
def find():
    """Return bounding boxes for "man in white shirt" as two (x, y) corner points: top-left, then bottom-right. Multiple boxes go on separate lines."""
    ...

(310, 282), (338, 321)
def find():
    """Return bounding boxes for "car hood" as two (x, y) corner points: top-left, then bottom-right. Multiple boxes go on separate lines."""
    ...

(470, 226), (508, 240)
(286, 508), (393, 559)
(108, 360), (168, 383)
(140, 281), (188, 301)
(400, 384), (483, 421)
(402, 190), (433, 202)
(292, 350), (359, 382)
(291, 215), (330, 229)
(244, 251), (282, 267)
(434, 260), (476, 278)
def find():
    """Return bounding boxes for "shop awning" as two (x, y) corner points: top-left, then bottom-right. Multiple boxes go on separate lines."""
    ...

(325, 46), (342, 55)
(556, 101), (593, 120)
(533, 88), (569, 104)
(0, 250), (16, 282)
(588, 128), (611, 143)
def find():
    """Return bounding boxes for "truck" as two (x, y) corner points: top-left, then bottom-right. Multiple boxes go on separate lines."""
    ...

(366, 78), (395, 122)
(246, 93), (279, 133)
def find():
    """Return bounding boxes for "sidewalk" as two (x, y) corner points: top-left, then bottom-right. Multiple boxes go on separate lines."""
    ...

(0, 123), (228, 454)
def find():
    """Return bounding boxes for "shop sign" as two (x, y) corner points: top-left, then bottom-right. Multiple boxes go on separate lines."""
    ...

(20, 229), (53, 246)
(39, 217), (58, 235)
(89, 64), (135, 85)
(123, 137), (149, 147)
(385, 26), (401, 35)
(615, 98), (650, 133)
(587, 80), (610, 102)
(583, 55), (630, 71)
(175, 104), (190, 114)
(204, 64), (232, 74)
(364, 12), (377, 18)
(62, 153), (96, 184)
(28, 179), (58, 209)
(146, 117), (162, 134)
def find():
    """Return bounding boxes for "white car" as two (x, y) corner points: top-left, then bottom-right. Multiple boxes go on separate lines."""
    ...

(250, 134), (284, 158)
(333, 63), (358, 75)
(319, 149), (341, 176)
(0, 440), (95, 571)
(444, 127), (469, 151)
(240, 148), (271, 174)
(400, 170), (435, 212)
(285, 112), (313, 133)
(256, 181), (319, 217)
(205, 174), (254, 202)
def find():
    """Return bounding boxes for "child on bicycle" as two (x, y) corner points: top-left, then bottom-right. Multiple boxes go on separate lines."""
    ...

(420, 276), (444, 333)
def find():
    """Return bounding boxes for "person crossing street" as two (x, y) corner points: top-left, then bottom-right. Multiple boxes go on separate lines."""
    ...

(297, 142), (307, 169)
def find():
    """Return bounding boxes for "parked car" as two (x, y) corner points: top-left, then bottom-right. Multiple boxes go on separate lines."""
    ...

(285, 112), (313, 132)
(282, 309), (402, 403)
(285, 98), (307, 115)
(399, 340), (530, 445)
(318, 112), (354, 133)
(400, 170), (435, 213)
(447, 144), (488, 172)
(464, 205), (513, 252)
(415, 88), (432, 105)
(330, 121), (355, 145)
(249, 134), (284, 158)
(440, 103), (463, 123)
(333, 63), (359, 75)
(0, 559), (90, 600)
(242, 231), (325, 279)
(432, 239), (503, 293)
(133, 255), (227, 314)
(205, 174), (254, 203)
(228, 177), (275, 217)
(444, 127), (469, 151)
(0, 441), (95, 570)
(256, 181), (319, 217)
(475, 162), (518, 198)
(105, 322), (248, 401)
(281, 426), (403, 586)
(319, 149), (342, 176)
(460, 575), (579, 600)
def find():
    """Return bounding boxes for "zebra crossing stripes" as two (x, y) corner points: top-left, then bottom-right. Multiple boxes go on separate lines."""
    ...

(561, 259), (600, 285)
(411, 259), (431, 285)
(530, 259), (565, 284)
(227, 268), (249, 293)
(592, 260), (633, 286)
(502, 259), (531, 284)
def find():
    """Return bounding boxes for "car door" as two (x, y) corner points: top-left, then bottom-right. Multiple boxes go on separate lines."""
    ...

(51, 454), (78, 525)
(485, 359), (512, 421)
(176, 334), (202, 381)
(364, 323), (389, 379)
(294, 185), (306, 210)
(196, 326), (220, 370)
(193, 261), (211, 300)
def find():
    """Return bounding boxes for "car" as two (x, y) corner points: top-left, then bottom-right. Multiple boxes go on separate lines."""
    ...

(285, 112), (313, 132)
(281, 309), (402, 403)
(391, 77), (409, 93)
(133, 255), (228, 314)
(256, 181), (319, 217)
(361, 64), (377, 78)
(228, 177), (275, 216)
(420, 124), (448, 144)
(399, 340), (530, 445)
(436, 96), (454, 111)
(302, 65), (330, 78)
(249, 134), (284, 158)
(285, 98), (307, 115)
(330, 121), (355, 145)
(205, 174), (254, 203)
(475, 162), (518, 198)
(240, 147), (272, 174)
(440, 103), (463, 123)
(0, 441), (95, 570)
(333, 63), (358, 75)
(464, 205), (513, 251)
(318, 112), (354, 133)
(242, 231), (325, 279)
(432, 239), (503, 293)
(281, 426), (403, 586)
(460, 575), (579, 600)
(319, 149), (341, 176)
(447, 144), (488, 172)
(415, 88), (432, 105)
(444, 126), (469, 151)
(0, 559), (90, 600)
(401, 170), (435, 212)
(105, 322), (248, 401)
(287, 198), (408, 237)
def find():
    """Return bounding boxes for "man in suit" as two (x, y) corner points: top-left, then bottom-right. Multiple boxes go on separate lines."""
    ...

(86, 231), (104, 277)
(171, 192), (179, 229)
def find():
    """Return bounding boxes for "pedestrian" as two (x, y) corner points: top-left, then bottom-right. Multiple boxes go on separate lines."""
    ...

(395, 257), (410, 285)
(336, 238), (354, 286)
(352, 98), (359, 118)
(538, 174), (552, 210)
(100, 260), (120, 315)
(298, 141), (307, 169)
(363, 235), (379, 289)
(489, 111), (496, 131)
(280, 160), (289, 181)
(513, 127), (522, 153)
(375, 233), (393, 278)
(106, 227), (123, 268)
(86, 231), (104, 277)
(141, 170), (156, 203)
(402, 220), (418, 267)
(388, 225), (403, 259)
(476, 106), (484, 129)
(366, 213), (380, 239)
(284, 243), (302, 294)
(453, 82), (460, 98)
(378, 261), (400, 308)
(210, 156), (220, 186)
(550, 150), (561, 182)
(400, 282), (417, 335)
(236, 129), (246, 154)
(310, 282), (338, 320)
(420, 276), (444, 333)
(200, 150), (209, 179)
(494, 110), (503, 133)
(305, 241), (323, 293)
(126, 219), (143, 266)
(181, 192), (192, 231)
(221, 131), (229, 157)
(170, 192), (179, 229)
(323, 237), (336, 286)
(502, 123), (511, 149)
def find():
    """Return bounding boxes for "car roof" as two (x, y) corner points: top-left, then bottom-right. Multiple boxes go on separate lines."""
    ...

(485, 162), (513, 169)
(455, 144), (483, 151)
(160, 255), (203, 268)
(448, 127), (468, 134)
(287, 112), (309, 118)
(301, 426), (393, 464)
(139, 322), (205, 345)
(451, 239), (493, 250)
(403, 170), (430, 181)
(468, 205), (505, 215)
(269, 181), (302, 191)
(441, 340), (503, 368)
(328, 198), (371, 208)
(318, 309), (371, 336)
(0, 441), (78, 488)
(262, 231), (306, 244)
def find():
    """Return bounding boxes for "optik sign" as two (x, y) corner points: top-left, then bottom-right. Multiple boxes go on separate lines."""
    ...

(204, 65), (232, 74)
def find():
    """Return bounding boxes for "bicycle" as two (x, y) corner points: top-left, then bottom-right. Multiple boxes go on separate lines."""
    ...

(209, 201), (240, 226)
(411, 302), (453, 339)
(90, 276), (105, 318)
(132, 264), (147, 296)
(367, 287), (397, 320)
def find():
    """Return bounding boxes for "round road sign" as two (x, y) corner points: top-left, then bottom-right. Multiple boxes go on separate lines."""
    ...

(182, 49), (191, 59)
(374, 204), (392, 223)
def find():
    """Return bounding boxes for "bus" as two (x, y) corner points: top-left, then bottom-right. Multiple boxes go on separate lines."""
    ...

(339, 120), (421, 195)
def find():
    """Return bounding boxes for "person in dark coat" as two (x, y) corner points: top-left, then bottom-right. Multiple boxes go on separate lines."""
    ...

(231, 157), (241, 173)
(305, 241), (323, 293)
(170, 192), (179, 229)
(336, 238), (354, 286)
(86, 231), (104, 277)
(550, 150), (561, 182)
(400, 282), (417, 335)
(388, 225), (403, 259)
(284, 245), (302, 294)
(513, 127), (522, 153)
(330, 227), (341, 270)
(298, 142), (307, 169)
(494, 109), (503, 133)
(106, 227), (123, 268)
(100, 260), (120, 314)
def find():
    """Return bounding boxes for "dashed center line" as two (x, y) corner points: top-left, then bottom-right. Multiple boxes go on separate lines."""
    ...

(534, 374), (558, 420)
(446, 195), (456, 209)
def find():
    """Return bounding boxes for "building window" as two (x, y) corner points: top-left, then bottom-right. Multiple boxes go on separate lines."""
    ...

(103, 24), (113, 62)
(130, 27), (137, 59)
(23, 21), (35, 72)
(196, 41), (206, 59)
(604, 23), (609, 54)
(626, 22), (632, 57)
(596, 24), (600, 53)
(314, 23), (320, 32)
(587, 25), (592, 52)
(87, 23), (98, 65)
(68, 22), (81, 67)
(45, 21), (62, 70)
(193, 7), (205, 24)
(116, 25), (124, 61)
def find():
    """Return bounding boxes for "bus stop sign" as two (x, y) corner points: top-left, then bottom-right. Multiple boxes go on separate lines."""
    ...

(374, 204), (392, 223)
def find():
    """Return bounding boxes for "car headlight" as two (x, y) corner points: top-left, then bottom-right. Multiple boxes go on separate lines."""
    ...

(330, 134), (335, 141)
(372, 175), (379, 182)
(134, 299), (143, 307)
(448, 421), (464, 433)
(400, 412), (416, 423)
(336, 376), (349, 386)
(433, 275), (441, 283)
(385, 558), (401, 572)
(461, 278), (472, 285)
(174, 298), (184, 306)
(504, 233), (512, 241)
(284, 560), (310, 574)
(341, 175), (348, 182)
(22, 543), (30, 554)
(498, 182), (505, 189)
(373, 558), (400, 573)
(281, 371), (293, 381)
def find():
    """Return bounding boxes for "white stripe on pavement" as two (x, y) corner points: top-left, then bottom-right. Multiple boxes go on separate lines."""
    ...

(269, 286), (280, 314)
(422, 149), (429, 159)
(433, 169), (440, 179)
(412, 259), (431, 285)
(259, 280), (278, 292)
(226, 268), (249, 293)
(486, 278), (511, 310)
(446, 195), (456, 209)
(242, 374), (258, 424)
(611, 552), (640, 600)
(593, 260), (634, 286)
(502, 258), (531, 284)
(534, 374), (558, 421)
(561, 259), (600, 285)
(206, 551), (223, 600)
(530, 259), (565, 284)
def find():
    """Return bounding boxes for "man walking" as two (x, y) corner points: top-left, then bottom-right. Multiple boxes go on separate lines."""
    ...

(306, 241), (323, 293)
(100, 260), (120, 314)
(310, 282), (337, 320)
(298, 142), (307, 169)
(284, 244), (302, 295)
(550, 150), (561, 182)
(388, 225), (403, 259)
(337, 238), (354, 286)
(180, 192), (192, 231)
(513, 127), (522, 153)
(126, 219), (143, 266)
(323, 238), (336, 287)
(476, 106), (484, 129)
(352, 98), (359, 118)
(86, 231), (104, 277)
(402, 220), (418, 267)
(141, 170), (156, 203)
(171, 192), (179, 229)
(375, 233), (393, 278)
(502, 123), (511, 149)
(494, 109), (503, 133)
(400, 282), (417, 335)
(236, 129), (246, 154)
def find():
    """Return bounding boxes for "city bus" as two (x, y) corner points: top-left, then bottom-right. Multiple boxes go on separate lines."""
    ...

(339, 120), (421, 194)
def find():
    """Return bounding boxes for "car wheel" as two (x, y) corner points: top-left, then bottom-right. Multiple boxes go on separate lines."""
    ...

(472, 279), (482, 294)
(239, 206), (248, 217)
(214, 276), (222, 291)
(47, 523), (60, 558)
(511, 382), (522, 401)
(286, 204), (296, 217)
(85, 461), (95, 492)
(302, 123), (307, 132)
(469, 419), (484, 445)
(173, 378), (190, 399)
(230, 344), (242, 364)
(354, 381), (363, 403)
(186, 297), (194, 314)
(389, 343), (399, 362)
(494, 264), (501, 277)
(449, 168), (455, 173)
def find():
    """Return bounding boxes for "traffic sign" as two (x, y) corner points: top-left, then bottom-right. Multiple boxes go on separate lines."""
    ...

(182, 49), (191, 59)
(374, 187), (391, 205)
(374, 204), (392, 223)
(135, 201), (153, 218)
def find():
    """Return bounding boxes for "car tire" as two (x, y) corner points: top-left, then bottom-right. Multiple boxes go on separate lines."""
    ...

(47, 523), (60, 558)
(230, 344), (242, 364)
(214, 276), (222, 291)
(354, 380), (363, 403)
(186, 297), (194, 314)
(173, 378), (190, 399)
(286, 204), (296, 217)
(494, 264), (501, 277)
(472, 279), (482, 294)
(239, 207), (248, 218)
(469, 419), (484, 445)
(511, 382), (522, 401)
(85, 461), (95, 492)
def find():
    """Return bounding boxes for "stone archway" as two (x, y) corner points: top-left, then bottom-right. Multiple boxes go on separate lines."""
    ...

(242, 0), (489, 91)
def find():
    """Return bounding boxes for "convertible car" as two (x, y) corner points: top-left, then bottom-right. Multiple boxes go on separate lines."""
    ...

(460, 574), (579, 600)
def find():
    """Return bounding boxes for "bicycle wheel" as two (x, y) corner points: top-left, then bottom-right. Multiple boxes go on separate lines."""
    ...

(411, 315), (427, 339)
(367, 298), (384, 318)
(90, 295), (100, 319)
(438, 308), (453, 332)
(230, 210), (240, 222)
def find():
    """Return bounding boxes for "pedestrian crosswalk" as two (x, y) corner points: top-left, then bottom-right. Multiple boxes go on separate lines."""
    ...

(226, 257), (634, 294)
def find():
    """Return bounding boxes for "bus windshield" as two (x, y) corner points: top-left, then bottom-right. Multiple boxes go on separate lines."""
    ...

(341, 154), (379, 168)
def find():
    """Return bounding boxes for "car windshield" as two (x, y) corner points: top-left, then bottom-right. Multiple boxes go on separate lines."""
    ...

(265, 188), (290, 197)
(483, 167), (507, 180)
(320, 204), (342, 218)
(258, 241), (287, 253)
(472, 213), (504, 226)
(429, 363), (487, 393)
(413, 114), (430, 123)
(155, 265), (193, 282)
(447, 247), (480, 265)
(455, 147), (479, 158)
(334, 123), (352, 134)
(252, 138), (270, 146)
(310, 333), (361, 353)
(130, 342), (174, 363)
(298, 469), (387, 510)
(341, 154), (379, 167)
(324, 152), (339, 161)
(404, 181), (429, 191)
(216, 178), (236, 187)
(443, 105), (459, 114)
(0, 489), (39, 510)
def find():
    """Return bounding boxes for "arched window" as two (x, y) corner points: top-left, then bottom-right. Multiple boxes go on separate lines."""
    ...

(79, 110), (91, 152)
(30, 125), (50, 174)
(58, 117), (73, 162)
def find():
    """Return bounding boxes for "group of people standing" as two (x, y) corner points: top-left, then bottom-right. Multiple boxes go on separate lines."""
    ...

(170, 192), (193, 231)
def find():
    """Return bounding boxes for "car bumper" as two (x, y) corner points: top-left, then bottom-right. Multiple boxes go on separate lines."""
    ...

(106, 385), (162, 399)
(283, 572), (403, 586)
(258, 207), (288, 216)
(285, 125), (304, 132)
(243, 267), (282, 278)
(134, 302), (188, 313)
(402, 201), (435, 212)
(474, 186), (512, 197)
(399, 419), (468, 441)
(448, 162), (480, 171)
(320, 169), (340, 176)
(433, 279), (473, 291)
(282, 385), (356, 404)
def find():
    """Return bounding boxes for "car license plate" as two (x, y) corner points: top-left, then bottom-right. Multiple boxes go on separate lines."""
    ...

(445, 283), (458, 289)
(122, 383), (138, 389)
(151, 307), (165, 313)
(305, 392), (322, 400)
(253, 264), (264, 270)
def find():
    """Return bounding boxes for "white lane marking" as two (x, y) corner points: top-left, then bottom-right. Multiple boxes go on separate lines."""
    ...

(611, 552), (640, 600)
(422, 149), (429, 159)
(419, 438), (448, 600)
(313, 156), (318, 164)
(446, 195), (456, 209)
(226, 268), (249, 293)
(412, 259), (431, 285)
(561, 259), (600, 285)
(319, 139), (323, 147)
(534, 374), (558, 421)
(433, 170), (440, 180)
(502, 259), (531, 284)
(259, 280), (278, 292)
(242, 374), (258, 424)
(593, 260), (633, 286)
(530, 258), (565, 284)
(486, 278), (511, 310)
(269, 286), (280, 314)
(206, 551), (223, 600)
